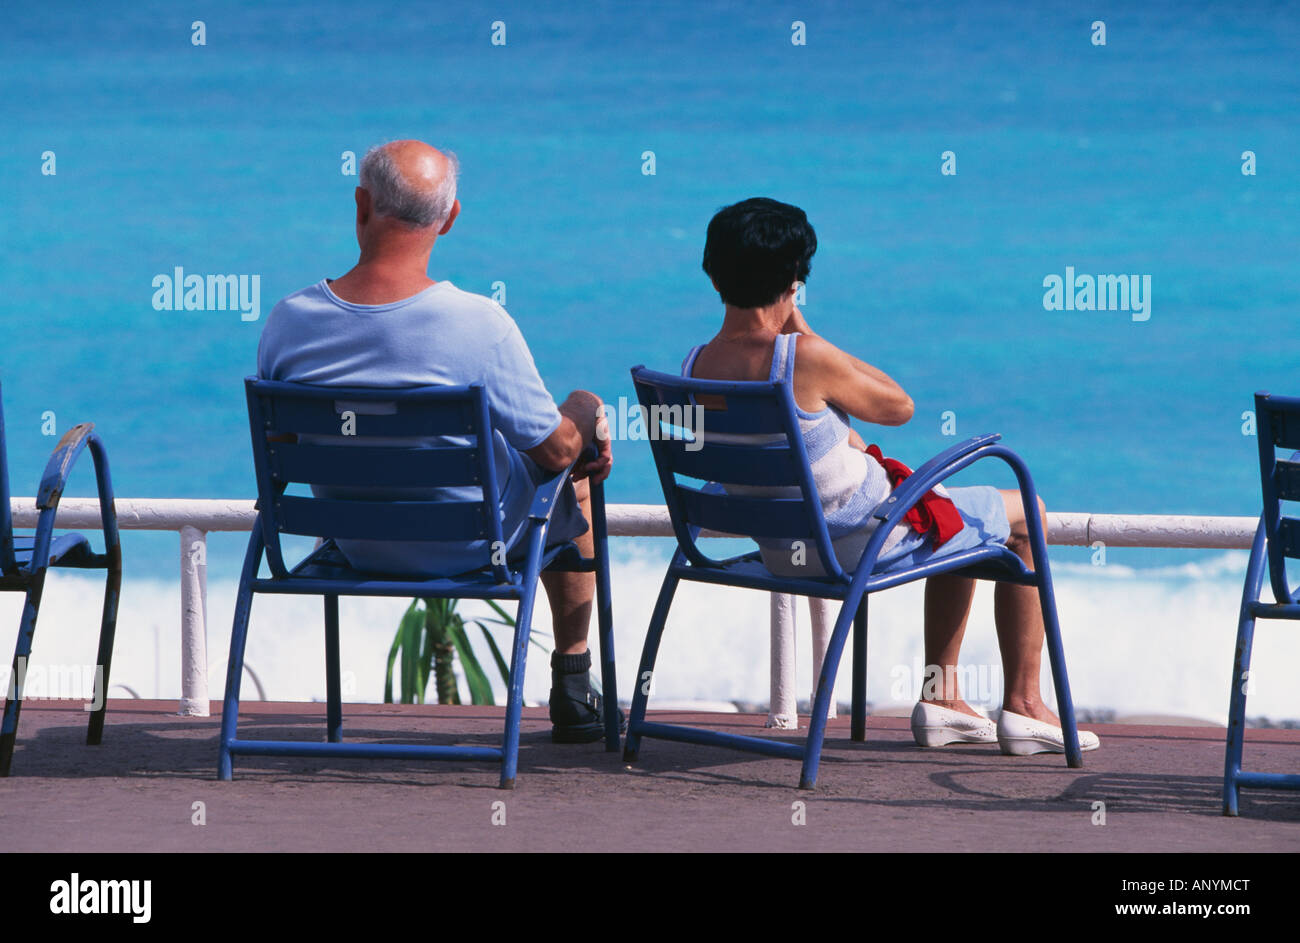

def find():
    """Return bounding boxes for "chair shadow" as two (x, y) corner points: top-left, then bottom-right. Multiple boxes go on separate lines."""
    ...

(13, 713), (1296, 823)
(616, 735), (1300, 822)
(5, 713), (676, 790)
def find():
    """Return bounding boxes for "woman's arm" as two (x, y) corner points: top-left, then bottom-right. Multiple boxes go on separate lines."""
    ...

(781, 307), (914, 426)
(786, 318), (914, 427)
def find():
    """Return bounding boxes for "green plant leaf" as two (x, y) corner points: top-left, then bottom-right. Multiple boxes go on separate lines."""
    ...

(400, 599), (426, 703)
(384, 612), (407, 704)
(449, 617), (495, 706)
(467, 619), (511, 682)
(387, 599), (422, 703)
(478, 600), (552, 655)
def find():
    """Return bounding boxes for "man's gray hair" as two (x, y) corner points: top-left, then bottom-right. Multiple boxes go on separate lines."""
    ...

(359, 144), (459, 228)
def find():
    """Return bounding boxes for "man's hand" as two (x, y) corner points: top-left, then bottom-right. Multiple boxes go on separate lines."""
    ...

(527, 390), (612, 481)
(572, 406), (613, 483)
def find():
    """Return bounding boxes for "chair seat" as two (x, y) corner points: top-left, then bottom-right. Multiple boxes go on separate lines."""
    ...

(1246, 599), (1300, 620)
(1, 533), (106, 585)
(249, 537), (589, 598)
(673, 543), (1036, 598)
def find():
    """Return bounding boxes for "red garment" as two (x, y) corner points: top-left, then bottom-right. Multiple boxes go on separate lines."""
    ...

(865, 445), (964, 548)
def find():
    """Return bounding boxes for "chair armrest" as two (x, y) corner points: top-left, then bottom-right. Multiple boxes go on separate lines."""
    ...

(871, 433), (1001, 525)
(850, 434), (1053, 598)
(31, 423), (120, 568)
(37, 423), (96, 509)
(525, 450), (582, 517)
(528, 442), (605, 522)
(848, 433), (1010, 586)
(528, 467), (572, 522)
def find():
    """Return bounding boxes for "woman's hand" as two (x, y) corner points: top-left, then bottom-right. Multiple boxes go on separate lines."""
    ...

(781, 304), (816, 336)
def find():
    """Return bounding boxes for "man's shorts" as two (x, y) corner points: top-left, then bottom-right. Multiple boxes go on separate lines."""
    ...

(505, 455), (591, 563)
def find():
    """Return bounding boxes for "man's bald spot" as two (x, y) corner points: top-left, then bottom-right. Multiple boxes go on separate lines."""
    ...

(379, 140), (453, 197)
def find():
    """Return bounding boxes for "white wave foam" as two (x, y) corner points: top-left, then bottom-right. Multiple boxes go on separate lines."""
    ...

(1, 549), (1294, 726)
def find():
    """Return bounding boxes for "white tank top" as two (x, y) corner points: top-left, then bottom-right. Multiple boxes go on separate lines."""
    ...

(682, 332), (893, 539)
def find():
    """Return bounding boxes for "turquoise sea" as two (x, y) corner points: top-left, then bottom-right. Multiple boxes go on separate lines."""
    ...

(2, 1), (1299, 718)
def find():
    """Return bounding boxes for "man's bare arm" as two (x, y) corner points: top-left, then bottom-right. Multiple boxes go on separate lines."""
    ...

(526, 390), (612, 482)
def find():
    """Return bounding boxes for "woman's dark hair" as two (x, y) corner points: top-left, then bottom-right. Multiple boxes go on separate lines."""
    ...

(701, 197), (817, 308)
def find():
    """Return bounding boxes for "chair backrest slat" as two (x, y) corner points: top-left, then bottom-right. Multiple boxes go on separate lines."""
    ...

(264, 391), (477, 437)
(675, 486), (815, 538)
(245, 378), (507, 580)
(630, 366), (844, 580)
(1266, 403), (1300, 451)
(1277, 518), (1300, 559)
(268, 442), (481, 489)
(1273, 459), (1300, 502)
(1254, 391), (1300, 604)
(664, 437), (803, 487)
(276, 495), (490, 541)
(637, 383), (791, 437)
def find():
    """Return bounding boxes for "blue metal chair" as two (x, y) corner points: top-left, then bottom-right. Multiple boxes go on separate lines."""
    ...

(1223, 391), (1300, 815)
(219, 378), (618, 789)
(0, 385), (121, 775)
(624, 365), (1082, 789)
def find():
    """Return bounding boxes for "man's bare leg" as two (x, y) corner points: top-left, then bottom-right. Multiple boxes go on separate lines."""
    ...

(540, 477), (615, 743)
(540, 477), (595, 655)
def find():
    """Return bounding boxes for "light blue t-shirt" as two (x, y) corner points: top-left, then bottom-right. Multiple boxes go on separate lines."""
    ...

(257, 278), (563, 575)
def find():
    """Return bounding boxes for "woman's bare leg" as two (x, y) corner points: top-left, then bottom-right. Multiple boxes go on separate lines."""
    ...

(995, 490), (1059, 724)
(922, 572), (980, 717)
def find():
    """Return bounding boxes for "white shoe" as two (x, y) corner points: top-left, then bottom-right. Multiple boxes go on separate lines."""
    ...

(910, 701), (998, 746)
(996, 710), (1100, 755)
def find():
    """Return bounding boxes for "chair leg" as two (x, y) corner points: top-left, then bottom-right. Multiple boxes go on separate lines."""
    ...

(324, 594), (342, 744)
(1224, 519), (1266, 816)
(86, 560), (122, 746)
(0, 578), (48, 777)
(590, 479), (620, 752)
(799, 590), (861, 790)
(851, 597), (868, 742)
(1222, 610), (1256, 817)
(500, 576), (543, 790)
(623, 570), (680, 763)
(218, 530), (262, 781)
(1025, 520), (1082, 768)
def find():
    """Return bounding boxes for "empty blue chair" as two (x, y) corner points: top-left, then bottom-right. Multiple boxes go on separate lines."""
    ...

(624, 366), (1082, 789)
(219, 378), (618, 789)
(1223, 391), (1300, 815)
(0, 385), (121, 775)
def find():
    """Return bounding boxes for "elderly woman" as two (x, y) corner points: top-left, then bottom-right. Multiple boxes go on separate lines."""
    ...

(685, 197), (1098, 755)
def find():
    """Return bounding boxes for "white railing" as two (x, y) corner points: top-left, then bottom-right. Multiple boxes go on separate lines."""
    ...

(10, 498), (1258, 720)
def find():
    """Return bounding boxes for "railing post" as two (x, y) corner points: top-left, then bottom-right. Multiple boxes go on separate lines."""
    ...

(768, 594), (837, 730)
(808, 596), (836, 720)
(179, 525), (209, 716)
(767, 593), (799, 728)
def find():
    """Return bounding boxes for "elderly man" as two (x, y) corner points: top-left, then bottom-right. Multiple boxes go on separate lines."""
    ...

(257, 140), (615, 743)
